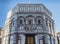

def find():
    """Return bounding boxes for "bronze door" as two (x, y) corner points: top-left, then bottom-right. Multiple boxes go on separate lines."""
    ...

(26, 35), (35, 44)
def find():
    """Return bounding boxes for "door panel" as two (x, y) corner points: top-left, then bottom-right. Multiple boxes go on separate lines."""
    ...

(26, 35), (35, 44)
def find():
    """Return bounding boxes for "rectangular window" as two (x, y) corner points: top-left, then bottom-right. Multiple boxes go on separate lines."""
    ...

(29, 20), (32, 24)
(45, 18), (48, 26)
(38, 19), (41, 24)
(0, 38), (2, 44)
(0, 31), (1, 36)
(20, 19), (22, 24)
(39, 39), (43, 44)
(52, 23), (54, 30)
(18, 39), (21, 44)
(49, 22), (51, 29)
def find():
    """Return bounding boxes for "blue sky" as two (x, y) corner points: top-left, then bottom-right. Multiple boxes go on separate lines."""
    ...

(0, 0), (60, 32)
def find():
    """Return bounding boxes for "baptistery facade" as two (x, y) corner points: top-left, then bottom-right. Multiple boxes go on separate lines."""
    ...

(2, 4), (56, 44)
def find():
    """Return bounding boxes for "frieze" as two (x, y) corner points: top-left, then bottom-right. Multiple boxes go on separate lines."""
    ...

(12, 4), (52, 17)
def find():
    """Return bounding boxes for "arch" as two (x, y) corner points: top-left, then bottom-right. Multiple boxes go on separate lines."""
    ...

(26, 15), (34, 24)
(17, 16), (25, 25)
(36, 16), (42, 24)
(26, 15), (34, 18)
(36, 16), (42, 19)
(17, 16), (24, 20)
